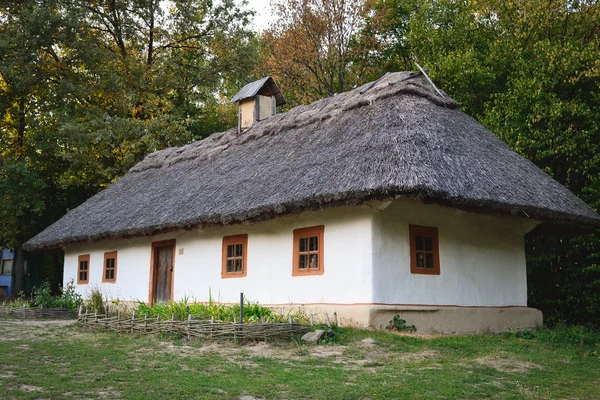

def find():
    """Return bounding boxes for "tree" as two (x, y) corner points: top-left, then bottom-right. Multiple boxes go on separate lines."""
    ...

(258, 0), (366, 105)
(0, 0), (259, 294)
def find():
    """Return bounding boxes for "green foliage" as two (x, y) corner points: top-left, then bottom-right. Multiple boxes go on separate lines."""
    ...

(135, 295), (303, 323)
(0, 0), (258, 294)
(386, 314), (417, 332)
(509, 325), (599, 351)
(31, 279), (83, 310)
(86, 288), (106, 314)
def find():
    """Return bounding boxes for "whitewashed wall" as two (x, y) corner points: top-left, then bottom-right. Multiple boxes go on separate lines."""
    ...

(64, 199), (536, 308)
(371, 198), (536, 307)
(64, 206), (374, 304)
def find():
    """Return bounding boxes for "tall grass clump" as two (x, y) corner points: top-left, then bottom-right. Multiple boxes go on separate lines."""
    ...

(86, 288), (106, 314)
(135, 293), (302, 323)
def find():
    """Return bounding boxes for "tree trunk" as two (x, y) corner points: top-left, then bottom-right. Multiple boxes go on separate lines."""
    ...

(11, 243), (25, 296)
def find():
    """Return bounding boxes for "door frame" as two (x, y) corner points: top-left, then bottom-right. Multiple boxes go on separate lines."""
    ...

(148, 239), (176, 305)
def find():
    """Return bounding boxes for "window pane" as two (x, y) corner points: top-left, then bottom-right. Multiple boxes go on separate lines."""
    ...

(235, 244), (243, 257)
(309, 255), (319, 269)
(227, 245), (234, 258)
(227, 259), (234, 273)
(426, 253), (434, 269)
(235, 259), (242, 272)
(425, 236), (433, 252)
(415, 236), (424, 251)
(416, 252), (425, 268)
(105, 269), (110, 280)
(299, 254), (308, 269)
(309, 236), (318, 251)
(299, 238), (308, 252)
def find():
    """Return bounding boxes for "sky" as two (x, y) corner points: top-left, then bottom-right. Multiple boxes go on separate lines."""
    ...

(245, 0), (274, 31)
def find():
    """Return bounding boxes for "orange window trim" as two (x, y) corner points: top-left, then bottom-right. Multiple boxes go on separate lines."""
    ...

(102, 251), (118, 283)
(409, 224), (440, 275)
(77, 254), (90, 285)
(292, 225), (324, 276)
(221, 234), (248, 279)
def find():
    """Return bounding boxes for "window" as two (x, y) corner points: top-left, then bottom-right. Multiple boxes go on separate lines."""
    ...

(103, 251), (118, 283)
(293, 226), (324, 276)
(1, 259), (13, 276)
(78, 254), (90, 284)
(409, 225), (440, 275)
(221, 235), (248, 278)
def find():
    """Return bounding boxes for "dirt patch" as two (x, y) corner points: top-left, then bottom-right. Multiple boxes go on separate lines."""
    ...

(475, 355), (541, 373)
(19, 384), (42, 392)
(358, 338), (375, 347)
(397, 350), (441, 362)
(0, 320), (77, 342)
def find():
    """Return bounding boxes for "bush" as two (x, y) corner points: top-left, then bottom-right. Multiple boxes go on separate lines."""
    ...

(31, 279), (83, 310)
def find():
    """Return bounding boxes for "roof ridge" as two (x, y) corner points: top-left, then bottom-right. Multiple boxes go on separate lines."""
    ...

(131, 72), (458, 174)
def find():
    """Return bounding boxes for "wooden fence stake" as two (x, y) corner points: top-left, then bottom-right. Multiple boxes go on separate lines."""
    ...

(333, 312), (338, 326)
(187, 314), (192, 340)
(239, 292), (244, 325)
(325, 313), (331, 328)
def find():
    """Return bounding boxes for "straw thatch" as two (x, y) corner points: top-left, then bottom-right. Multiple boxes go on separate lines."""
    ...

(24, 71), (600, 251)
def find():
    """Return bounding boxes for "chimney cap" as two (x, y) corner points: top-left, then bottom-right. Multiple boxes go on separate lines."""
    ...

(231, 76), (286, 106)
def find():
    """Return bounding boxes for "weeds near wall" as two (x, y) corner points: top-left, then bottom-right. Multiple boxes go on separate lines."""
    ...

(386, 314), (417, 333)
(30, 279), (83, 310)
(135, 294), (306, 323)
(86, 288), (106, 314)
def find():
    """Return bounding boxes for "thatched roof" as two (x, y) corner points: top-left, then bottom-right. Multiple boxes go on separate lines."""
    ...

(25, 71), (600, 251)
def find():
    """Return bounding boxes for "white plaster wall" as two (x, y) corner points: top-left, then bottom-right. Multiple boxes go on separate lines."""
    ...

(64, 206), (374, 304)
(371, 198), (533, 307)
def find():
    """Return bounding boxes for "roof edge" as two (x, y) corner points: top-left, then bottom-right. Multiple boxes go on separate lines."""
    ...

(24, 188), (600, 252)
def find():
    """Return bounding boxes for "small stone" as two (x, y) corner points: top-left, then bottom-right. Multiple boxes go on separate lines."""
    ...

(301, 329), (327, 343)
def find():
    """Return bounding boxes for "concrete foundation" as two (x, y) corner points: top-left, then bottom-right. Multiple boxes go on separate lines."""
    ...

(272, 304), (543, 334)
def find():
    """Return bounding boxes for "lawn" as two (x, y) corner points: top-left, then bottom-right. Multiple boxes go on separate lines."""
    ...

(0, 320), (599, 399)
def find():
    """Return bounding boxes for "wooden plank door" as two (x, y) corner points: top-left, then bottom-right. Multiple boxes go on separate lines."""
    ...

(152, 241), (175, 304)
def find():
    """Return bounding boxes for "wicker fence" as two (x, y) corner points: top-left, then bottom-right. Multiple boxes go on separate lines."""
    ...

(0, 305), (77, 319)
(78, 311), (313, 341)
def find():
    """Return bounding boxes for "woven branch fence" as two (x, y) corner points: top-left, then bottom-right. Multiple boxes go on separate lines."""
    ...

(0, 305), (77, 319)
(78, 311), (313, 341)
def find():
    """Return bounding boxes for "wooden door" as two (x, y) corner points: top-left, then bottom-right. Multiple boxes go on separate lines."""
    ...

(152, 242), (174, 304)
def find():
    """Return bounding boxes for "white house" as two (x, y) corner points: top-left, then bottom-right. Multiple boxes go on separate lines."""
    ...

(25, 72), (600, 333)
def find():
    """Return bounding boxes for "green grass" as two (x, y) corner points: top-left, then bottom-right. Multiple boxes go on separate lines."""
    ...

(0, 321), (599, 399)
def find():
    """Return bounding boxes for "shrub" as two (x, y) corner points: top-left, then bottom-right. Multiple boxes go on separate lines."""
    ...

(386, 314), (417, 332)
(31, 279), (83, 310)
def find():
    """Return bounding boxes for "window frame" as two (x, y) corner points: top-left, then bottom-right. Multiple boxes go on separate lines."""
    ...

(77, 254), (90, 284)
(1, 259), (13, 276)
(221, 234), (248, 279)
(102, 251), (118, 283)
(292, 225), (325, 276)
(409, 224), (440, 275)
